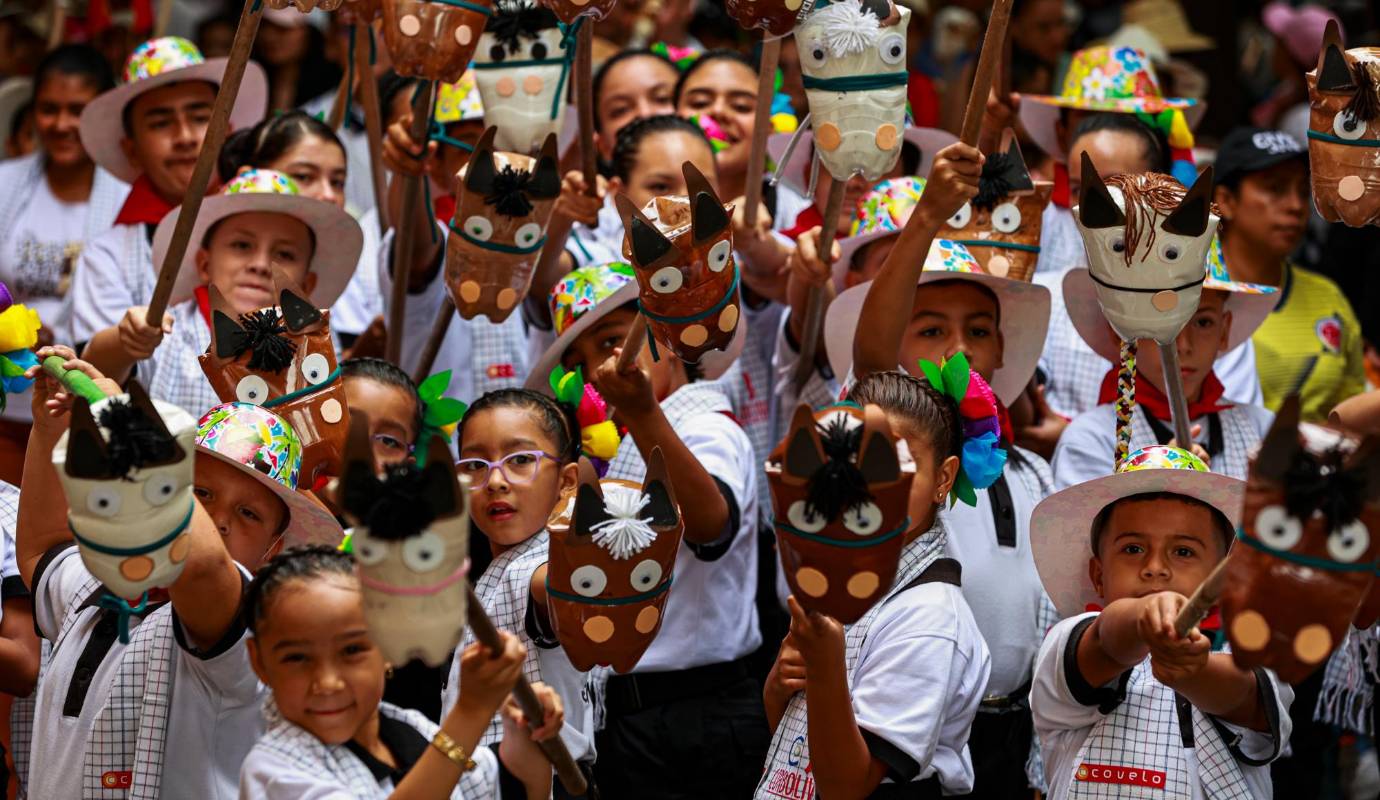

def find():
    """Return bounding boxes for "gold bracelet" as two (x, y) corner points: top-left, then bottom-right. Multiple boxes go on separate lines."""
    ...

(431, 730), (478, 772)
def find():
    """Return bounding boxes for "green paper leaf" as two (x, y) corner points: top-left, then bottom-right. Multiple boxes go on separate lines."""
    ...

(941, 353), (969, 401)
(0, 358), (23, 378)
(952, 473), (976, 508)
(425, 397), (468, 427)
(418, 370), (452, 403)
(918, 359), (943, 392)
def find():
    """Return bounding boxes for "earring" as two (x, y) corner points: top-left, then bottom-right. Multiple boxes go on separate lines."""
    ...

(385, 664), (395, 680)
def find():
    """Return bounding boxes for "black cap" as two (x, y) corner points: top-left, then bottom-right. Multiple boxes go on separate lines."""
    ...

(1212, 126), (1308, 187)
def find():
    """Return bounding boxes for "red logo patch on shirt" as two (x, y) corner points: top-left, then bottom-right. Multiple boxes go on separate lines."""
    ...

(1315, 316), (1342, 353)
(1075, 763), (1166, 789)
(486, 363), (515, 379)
(102, 771), (133, 788)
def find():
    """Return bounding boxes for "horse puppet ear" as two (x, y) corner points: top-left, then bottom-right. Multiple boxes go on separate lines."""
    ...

(1316, 19), (1353, 93)
(274, 266), (323, 333)
(1077, 151), (1126, 230)
(528, 134), (562, 199)
(1253, 394), (1303, 483)
(616, 193), (675, 268)
(464, 127), (500, 195)
(684, 161), (730, 245)
(856, 405), (901, 485)
(781, 404), (826, 484)
(641, 447), (681, 529)
(1160, 166), (1214, 238)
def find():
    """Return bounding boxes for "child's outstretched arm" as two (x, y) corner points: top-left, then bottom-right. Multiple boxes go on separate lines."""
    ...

(81, 306), (172, 384)
(594, 352), (730, 545)
(852, 143), (983, 380)
(1076, 596), (1156, 688)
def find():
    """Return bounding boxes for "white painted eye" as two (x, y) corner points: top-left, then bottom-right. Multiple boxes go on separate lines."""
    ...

(946, 203), (972, 229)
(143, 474), (179, 506)
(1328, 520), (1370, 563)
(706, 240), (731, 273)
(1160, 241), (1183, 262)
(1107, 235), (1126, 255)
(235, 375), (270, 405)
(1333, 110), (1367, 141)
(878, 32), (905, 65)
(629, 559), (663, 591)
(570, 565), (608, 597)
(402, 531), (447, 572)
(787, 500), (827, 533)
(301, 353), (330, 385)
(803, 41), (827, 69)
(650, 266), (683, 294)
(462, 215), (493, 241)
(842, 502), (883, 536)
(353, 532), (388, 566)
(1254, 505), (1303, 551)
(515, 222), (543, 248)
(991, 202), (1022, 233)
(86, 486), (122, 517)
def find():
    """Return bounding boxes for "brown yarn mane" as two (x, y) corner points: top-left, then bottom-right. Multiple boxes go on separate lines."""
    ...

(1345, 60), (1380, 123)
(1102, 173), (1221, 268)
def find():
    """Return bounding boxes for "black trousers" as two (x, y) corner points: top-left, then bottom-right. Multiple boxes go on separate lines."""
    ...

(593, 676), (770, 799)
(962, 708), (1034, 799)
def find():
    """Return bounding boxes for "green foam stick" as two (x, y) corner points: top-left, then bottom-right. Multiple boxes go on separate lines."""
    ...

(42, 356), (109, 404)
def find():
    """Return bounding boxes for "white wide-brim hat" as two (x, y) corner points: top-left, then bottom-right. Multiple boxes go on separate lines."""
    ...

(767, 125), (958, 197)
(153, 169), (363, 309)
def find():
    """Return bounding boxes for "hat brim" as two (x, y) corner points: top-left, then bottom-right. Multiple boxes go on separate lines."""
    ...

(196, 446), (343, 548)
(0, 77), (32, 145)
(80, 59), (268, 183)
(1062, 267), (1279, 363)
(767, 126), (958, 197)
(1018, 94), (1204, 163)
(824, 271), (1051, 405)
(1032, 466), (1243, 618)
(525, 281), (746, 393)
(154, 190), (364, 310)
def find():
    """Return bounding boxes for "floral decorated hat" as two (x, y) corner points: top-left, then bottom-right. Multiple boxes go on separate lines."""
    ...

(525, 261), (745, 392)
(1062, 234), (1280, 363)
(431, 69), (485, 150)
(1031, 445), (1244, 618)
(80, 36), (268, 183)
(823, 177), (1052, 404)
(1018, 45), (1205, 164)
(154, 169), (363, 309)
(196, 403), (343, 548)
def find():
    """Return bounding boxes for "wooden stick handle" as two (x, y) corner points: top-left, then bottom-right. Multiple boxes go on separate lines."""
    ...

(357, 24), (391, 235)
(1157, 342), (1196, 451)
(743, 36), (782, 229)
(615, 317), (647, 372)
(411, 297), (455, 385)
(1174, 557), (1229, 638)
(48, 0), (66, 50)
(464, 584), (589, 795)
(145, 0), (264, 326)
(42, 356), (108, 404)
(386, 81), (436, 365)
(575, 22), (598, 197)
(327, 51), (351, 131)
(958, 0), (1013, 147)
(790, 178), (845, 390)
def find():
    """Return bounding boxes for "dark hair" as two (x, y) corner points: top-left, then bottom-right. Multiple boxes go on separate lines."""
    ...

(673, 49), (757, 107)
(1070, 112), (1171, 174)
(458, 388), (580, 465)
(34, 44), (115, 95)
(380, 72), (422, 119)
(1090, 491), (1235, 556)
(219, 109), (345, 184)
(592, 49), (678, 134)
(611, 114), (712, 182)
(341, 358), (425, 438)
(848, 370), (962, 466)
(244, 545), (356, 634)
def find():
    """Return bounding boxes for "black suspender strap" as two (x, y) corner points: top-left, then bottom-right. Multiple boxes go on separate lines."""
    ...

(1142, 407), (1224, 459)
(987, 474), (1017, 548)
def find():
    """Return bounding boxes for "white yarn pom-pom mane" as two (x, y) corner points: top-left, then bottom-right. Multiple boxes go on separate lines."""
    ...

(590, 486), (658, 560)
(803, 0), (882, 60)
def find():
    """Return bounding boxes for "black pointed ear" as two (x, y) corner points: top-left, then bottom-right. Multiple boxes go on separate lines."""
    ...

(64, 397), (110, 479)
(616, 193), (674, 267)
(276, 272), (323, 333)
(857, 406), (900, 484)
(860, 0), (890, 21)
(125, 381), (184, 463)
(464, 127), (499, 195)
(528, 134), (561, 199)
(1160, 166), (1213, 237)
(1254, 394), (1302, 483)
(642, 447), (680, 527)
(572, 482), (608, 537)
(1077, 151), (1125, 229)
(683, 162), (729, 244)
(212, 308), (246, 360)
(1317, 20), (1353, 93)
(1001, 129), (1034, 192)
(421, 444), (460, 517)
(783, 405), (826, 480)
(335, 412), (380, 522)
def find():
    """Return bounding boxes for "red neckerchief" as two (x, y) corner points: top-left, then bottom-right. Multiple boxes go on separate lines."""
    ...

(1083, 603), (1221, 633)
(194, 285), (214, 329)
(782, 204), (824, 240)
(1052, 161), (1071, 209)
(1097, 367), (1233, 420)
(113, 175), (178, 226)
(433, 193), (456, 224)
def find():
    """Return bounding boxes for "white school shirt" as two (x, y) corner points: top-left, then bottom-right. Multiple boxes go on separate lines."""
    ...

(603, 380), (762, 671)
(134, 299), (220, 419)
(564, 195), (623, 270)
(1032, 613), (1291, 800)
(329, 206), (384, 338)
(1052, 402), (1275, 490)
(941, 446), (1054, 699)
(240, 699), (500, 800)
(0, 481), (18, 623)
(441, 531), (596, 763)
(374, 224), (530, 401)
(68, 222), (158, 344)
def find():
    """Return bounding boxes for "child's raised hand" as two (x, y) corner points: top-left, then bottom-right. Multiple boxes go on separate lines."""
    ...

(765, 634), (808, 707)
(555, 171), (606, 227)
(497, 683), (563, 799)
(917, 142), (984, 230)
(1167, 425), (1211, 468)
(786, 595), (846, 679)
(25, 346), (119, 432)
(786, 226), (838, 290)
(1138, 591), (1210, 688)
(594, 350), (657, 421)
(382, 112), (435, 177)
(118, 306), (171, 361)
(456, 630), (527, 719)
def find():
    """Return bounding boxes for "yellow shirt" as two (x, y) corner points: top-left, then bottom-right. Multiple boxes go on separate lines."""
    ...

(1251, 263), (1366, 422)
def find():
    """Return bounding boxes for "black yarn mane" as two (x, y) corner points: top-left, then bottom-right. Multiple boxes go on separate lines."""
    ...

(1279, 448), (1366, 529)
(1345, 61), (1379, 123)
(485, 164), (536, 217)
(228, 309), (296, 372)
(341, 462), (442, 540)
(488, 0), (559, 54)
(974, 150), (1018, 211)
(98, 399), (178, 478)
(804, 416), (873, 521)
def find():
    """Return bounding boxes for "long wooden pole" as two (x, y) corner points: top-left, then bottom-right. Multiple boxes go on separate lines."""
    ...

(357, 24), (391, 235)
(1174, 557), (1229, 637)
(464, 584), (590, 795)
(145, 0), (263, 326)
(958, 0), (1013, 147)
(789, 178), (845, 390)
(742, 36), (782, 228)
(1157, 343), (1195, 451)
(575, 22), (598, 198)
(386, 81), (436, 364)
(614, 318), (647, 372)
(411, 298), (455, 385)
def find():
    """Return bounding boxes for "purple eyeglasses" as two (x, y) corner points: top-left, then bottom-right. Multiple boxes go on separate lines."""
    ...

(455, 450), (556, 489)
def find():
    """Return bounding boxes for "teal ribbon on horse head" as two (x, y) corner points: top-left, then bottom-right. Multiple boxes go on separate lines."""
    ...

(802, 72), (908, 93)
(1307, 128), (1380, 148)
